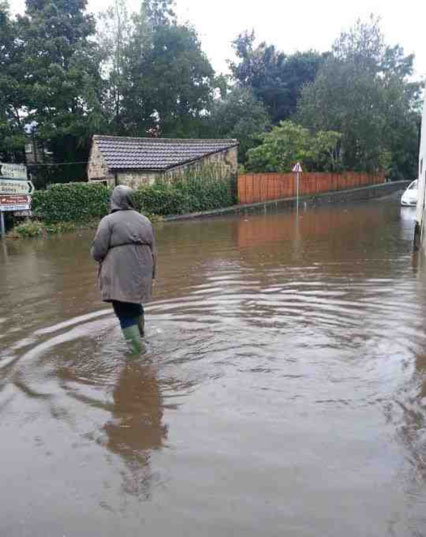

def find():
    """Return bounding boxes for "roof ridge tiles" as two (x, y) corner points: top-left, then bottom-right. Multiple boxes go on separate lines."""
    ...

(93, 135), (238, 144)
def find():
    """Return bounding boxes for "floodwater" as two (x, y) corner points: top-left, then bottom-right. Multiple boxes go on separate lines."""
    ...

(1, 195), (426, 536)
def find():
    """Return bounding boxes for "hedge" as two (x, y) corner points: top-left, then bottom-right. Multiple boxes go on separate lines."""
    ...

(31, 172), (237, 224)
(32, 183), (111, 224)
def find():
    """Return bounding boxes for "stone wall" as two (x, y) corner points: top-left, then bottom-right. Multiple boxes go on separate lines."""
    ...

(117, 172), (159, 188)
(159, 147), (238, 185)
(87, 141), (114, 183)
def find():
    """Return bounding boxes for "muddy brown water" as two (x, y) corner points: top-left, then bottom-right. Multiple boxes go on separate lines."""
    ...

(1, 195), (426, 536)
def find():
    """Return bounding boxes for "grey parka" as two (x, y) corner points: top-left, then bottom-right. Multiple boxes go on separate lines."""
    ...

(91, 186), (156, 304)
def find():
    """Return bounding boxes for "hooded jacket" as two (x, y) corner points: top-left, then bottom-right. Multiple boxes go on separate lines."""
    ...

(91, 186), (156, 304)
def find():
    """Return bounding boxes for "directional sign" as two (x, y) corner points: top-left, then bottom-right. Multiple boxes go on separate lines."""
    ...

(0, 179), (34, 195)
(0, 195), (31, 212)
(292, 162), (303, 173)
(0, 162), (27, 180)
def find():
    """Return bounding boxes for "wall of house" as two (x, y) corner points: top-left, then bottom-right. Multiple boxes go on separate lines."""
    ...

(188, 147), (237, 177)
(116, 146), (238, 188)
(87, 142), (114, 183)
(117, 171), (160, 188)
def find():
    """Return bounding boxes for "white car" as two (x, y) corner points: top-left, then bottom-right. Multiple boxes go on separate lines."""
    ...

(401, 179), (418, 207)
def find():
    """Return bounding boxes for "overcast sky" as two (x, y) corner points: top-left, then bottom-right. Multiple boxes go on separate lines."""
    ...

(9, 0), (426, 78)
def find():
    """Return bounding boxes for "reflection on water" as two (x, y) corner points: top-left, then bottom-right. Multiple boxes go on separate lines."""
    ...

(104, 361), (167, 498)
(1, 195), (426, 536)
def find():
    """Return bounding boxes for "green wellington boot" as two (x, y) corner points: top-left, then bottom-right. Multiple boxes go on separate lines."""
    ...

(137, 314), (145, 338)
(122, 324), (143, 353)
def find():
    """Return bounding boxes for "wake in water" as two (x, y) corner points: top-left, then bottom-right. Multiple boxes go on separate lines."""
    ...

(1, 200), (426, 536)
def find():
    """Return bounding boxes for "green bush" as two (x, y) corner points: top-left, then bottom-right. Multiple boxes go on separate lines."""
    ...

(154, 163), (237, 214)
(133, 183), (188, 215)
(10, 221), (46, 237)
(10, 220), (77, 238)
(29, 167), (236, 224)
(133, 172), (236, 216)
(174, 173), (234, 213)
(32, 182), (111, 224)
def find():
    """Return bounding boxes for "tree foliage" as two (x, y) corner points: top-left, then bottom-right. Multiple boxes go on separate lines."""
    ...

(297, 16), (422, 178)
(141, 0), (176, 26)
(17, 0), (105, 162)
(99, 0), (215, 137)
(0, 1), (26, 160)
(0, 4), (422, 183)
(208, 87), (270, 161)
(97, 0), (133, 134)
(127, 20), (214, 137)
(230, 31), (325, 123)
(246, 120), (342, 173)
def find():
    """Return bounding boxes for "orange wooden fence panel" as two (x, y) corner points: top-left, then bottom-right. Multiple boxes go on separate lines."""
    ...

(238, 172), (385, 205)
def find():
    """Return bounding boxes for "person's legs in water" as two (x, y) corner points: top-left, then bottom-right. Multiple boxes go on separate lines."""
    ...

(112, 301), (144, 352)
(121, 319), (142, 353)
(137, 314), (145, 337)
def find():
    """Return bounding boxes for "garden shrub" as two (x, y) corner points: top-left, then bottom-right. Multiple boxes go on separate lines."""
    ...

(29, 166), (237, 225)
(133, 183), (188, 216)
(32, 182), (111, 224)
(10, 220), (77, 238)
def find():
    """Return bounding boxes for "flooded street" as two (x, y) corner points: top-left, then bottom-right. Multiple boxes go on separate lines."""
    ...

(2, 195), (426, 536)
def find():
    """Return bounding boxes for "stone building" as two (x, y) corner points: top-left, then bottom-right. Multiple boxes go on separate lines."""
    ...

(87, 135), (239, 187)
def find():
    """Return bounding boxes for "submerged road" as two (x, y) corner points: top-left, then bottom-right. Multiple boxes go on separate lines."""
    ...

(1, 194), (426, 536)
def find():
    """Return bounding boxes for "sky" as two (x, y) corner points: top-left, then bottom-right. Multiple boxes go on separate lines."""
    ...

(9, 0), (426, 78)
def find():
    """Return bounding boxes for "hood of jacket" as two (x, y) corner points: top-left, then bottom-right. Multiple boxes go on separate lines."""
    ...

(110, 185), (136, 212)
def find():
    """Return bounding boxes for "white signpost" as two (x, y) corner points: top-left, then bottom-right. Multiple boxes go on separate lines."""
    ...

(292, 162), (303, 214)
(0, 162), (32, 238)
(0, 163), (28, 180)
(0, 179), (34, 195)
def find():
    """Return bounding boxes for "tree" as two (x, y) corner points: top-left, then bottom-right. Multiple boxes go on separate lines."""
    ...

(229, 31), (325, 123)
(141, 0), (176, 27)
(297, 16), (422, 178)
(208, 87), (270, 161)
(246, 120), (342, 172)
(17, 0), (105, 163)
(119, 2), (215, 137)
(97, 0), (133, 134)
(0, 1), (27, 161)
(279, 51), (327, 121)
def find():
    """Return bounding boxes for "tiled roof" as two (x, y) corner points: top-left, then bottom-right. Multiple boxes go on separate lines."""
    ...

(93, 135), (238, 171)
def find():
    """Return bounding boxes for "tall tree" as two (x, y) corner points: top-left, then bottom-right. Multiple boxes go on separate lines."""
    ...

(18, 0), (105, 163)
(209, 87), (270, 161)
(297, 16), (422, 177)
(97, 0), (133, 134)
(0, 1), (26, 161)
(230, 31), (324, 123)
(118, 0), (215, 137)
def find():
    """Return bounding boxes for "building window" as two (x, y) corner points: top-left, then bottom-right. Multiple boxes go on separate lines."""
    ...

(25, 143), (33, 154)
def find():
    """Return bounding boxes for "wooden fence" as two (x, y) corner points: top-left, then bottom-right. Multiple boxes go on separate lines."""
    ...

(238, 172), (385, 205)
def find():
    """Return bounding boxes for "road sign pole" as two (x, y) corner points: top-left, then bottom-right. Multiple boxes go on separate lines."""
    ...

(0, 211), (5, 238)
(296, 172), (300, 215)
(292, 162), (303, 217)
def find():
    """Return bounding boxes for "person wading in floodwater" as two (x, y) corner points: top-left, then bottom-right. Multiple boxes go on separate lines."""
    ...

(91, 185), (156, 352)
